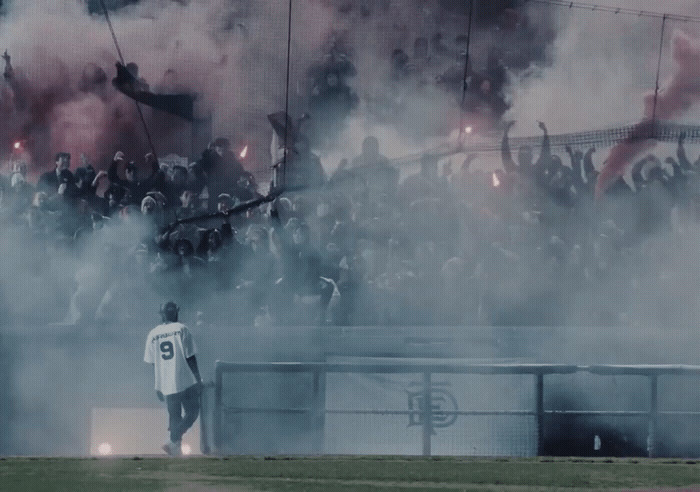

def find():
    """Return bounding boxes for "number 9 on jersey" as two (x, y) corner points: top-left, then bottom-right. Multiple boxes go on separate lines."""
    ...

(160, 341), (174, 360)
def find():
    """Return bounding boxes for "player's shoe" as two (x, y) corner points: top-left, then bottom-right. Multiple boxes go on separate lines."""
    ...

(162, 440), (182, 457)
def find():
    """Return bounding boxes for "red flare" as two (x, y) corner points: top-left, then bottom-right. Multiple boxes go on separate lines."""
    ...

(597, 31), (700, 198)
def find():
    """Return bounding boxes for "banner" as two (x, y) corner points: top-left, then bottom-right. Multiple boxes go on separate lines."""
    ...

(112, 62), (195, 121)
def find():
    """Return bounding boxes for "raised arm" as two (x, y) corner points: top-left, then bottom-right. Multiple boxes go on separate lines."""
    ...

(534, 121), (551, 170)
(533, 121), (552, 185)
(2, 50), (13, 80)
(665, 156), (687, 191)
(630, 156), (648, 186)
(677, 132), (694, 170)
(139, 153), (163, 194)
(501, 120), (518, 174)
(108, 152), (126, 185)
(92, 170), (108, 189)
(566, 144), (584, 187)
(583, 145), (596, 181)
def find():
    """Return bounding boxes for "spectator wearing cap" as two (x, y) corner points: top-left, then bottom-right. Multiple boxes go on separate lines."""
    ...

(108, 151), (161, 206)
(38, 152), (74, 196)
(136, 196), (164, 251)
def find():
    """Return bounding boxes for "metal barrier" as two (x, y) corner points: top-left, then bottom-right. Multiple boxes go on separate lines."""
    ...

(207, 362), (700, 457)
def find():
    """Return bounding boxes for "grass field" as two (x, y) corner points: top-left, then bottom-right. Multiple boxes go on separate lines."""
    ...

(2, 456), (700, 491)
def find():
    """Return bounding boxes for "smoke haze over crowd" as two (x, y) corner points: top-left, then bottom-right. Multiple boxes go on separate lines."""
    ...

(3, 0), (700, 457)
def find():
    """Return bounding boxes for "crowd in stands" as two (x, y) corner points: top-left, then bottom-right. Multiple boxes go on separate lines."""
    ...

(301, 23), (516, 146)
(3, 115), (700, 329)
(0, 7), (697, 329)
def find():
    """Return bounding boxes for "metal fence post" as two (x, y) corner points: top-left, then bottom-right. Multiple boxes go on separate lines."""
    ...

(311, 367), (326, 454)
(422, 371), (433, 456)
(535, 372), (544, 456)
(214, 363), (223, 453)
(647, 374), (658, 458)
(199, 382), (213, 454)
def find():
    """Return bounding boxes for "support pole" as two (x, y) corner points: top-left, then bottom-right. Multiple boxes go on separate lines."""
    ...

(199, 382), (211, 455)
(535, 372), (544, 456)
(311, 368), (326, 454)
(647, 374), (658, 458)
(422, 372), (433, 456)
(214, 364), (223, 453)
(282, 0), (293, 186)
(458, 0), (475, 142)
(651, 14), (667, 139)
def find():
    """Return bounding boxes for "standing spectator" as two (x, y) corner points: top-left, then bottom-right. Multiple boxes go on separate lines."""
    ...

(207, 137), (246, 200)
(273, 136), (326, 190)
(38, 153), (74, 196)
(144, 301), (202, 457)
(351, 136), (398, 200)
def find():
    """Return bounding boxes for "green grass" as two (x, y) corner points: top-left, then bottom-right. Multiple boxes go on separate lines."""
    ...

(1, 456), (700, 491)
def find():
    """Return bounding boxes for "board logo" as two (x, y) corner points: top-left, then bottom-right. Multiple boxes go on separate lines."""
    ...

(406, 381), (459, 432)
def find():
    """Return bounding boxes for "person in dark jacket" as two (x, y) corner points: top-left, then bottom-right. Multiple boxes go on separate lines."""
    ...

(38, 152), (74, 196)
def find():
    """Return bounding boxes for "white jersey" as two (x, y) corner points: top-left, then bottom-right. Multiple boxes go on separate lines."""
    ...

(144, 322), (198, 396)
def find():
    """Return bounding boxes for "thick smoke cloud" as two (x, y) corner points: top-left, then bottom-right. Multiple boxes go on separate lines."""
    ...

(500, 0), (700, 345)
(498, 0), (700, 457)
(506, 1), (700, 134)
(0, 0), (336, 174)
(3, 0), (700, 458)
(0, 0), (336, 454)
(0, 0), (552, 174)
(597, 31), (700, 195)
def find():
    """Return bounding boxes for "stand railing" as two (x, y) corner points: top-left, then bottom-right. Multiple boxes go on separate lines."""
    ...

(205, 362), (700, 457)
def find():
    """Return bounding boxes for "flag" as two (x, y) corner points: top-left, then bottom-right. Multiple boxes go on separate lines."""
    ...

(267, 111), (298, 144)
(112, 62), (194, 121)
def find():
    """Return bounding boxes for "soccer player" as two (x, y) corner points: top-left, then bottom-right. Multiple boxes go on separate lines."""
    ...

(144, 301), (202, 456)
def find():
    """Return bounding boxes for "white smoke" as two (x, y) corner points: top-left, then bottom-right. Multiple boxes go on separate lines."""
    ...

(4, 0), (700, 458)
(0, 0), (336, 172)
(506, 0), (700, 136)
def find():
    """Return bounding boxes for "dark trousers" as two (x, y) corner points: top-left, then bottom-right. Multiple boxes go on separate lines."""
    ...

(165, 384), (200, 443)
